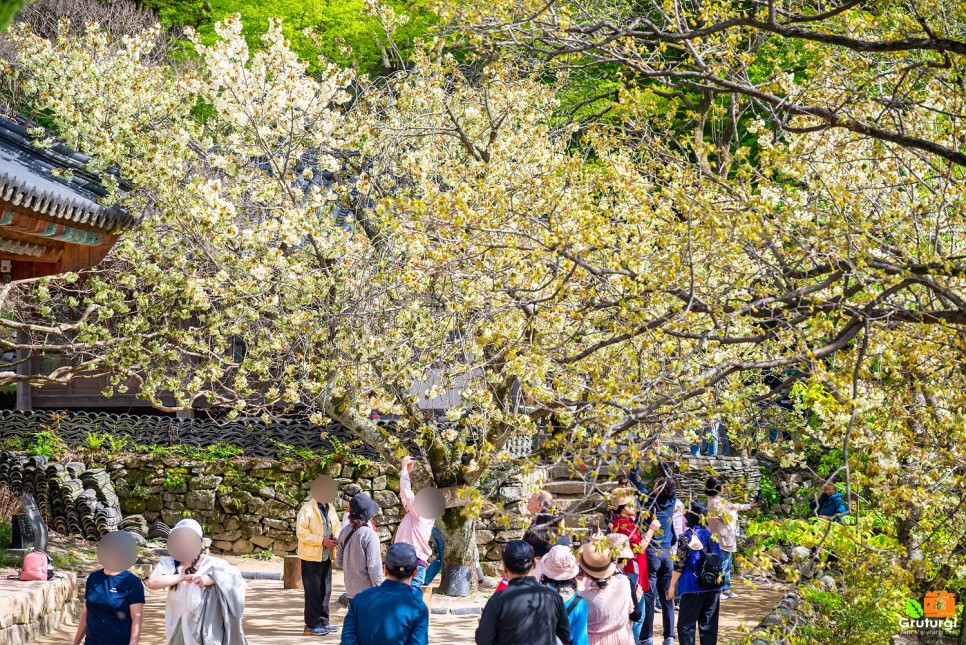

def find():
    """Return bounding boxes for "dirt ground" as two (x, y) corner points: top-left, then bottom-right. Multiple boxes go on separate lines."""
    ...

(38, 567), (785, 644)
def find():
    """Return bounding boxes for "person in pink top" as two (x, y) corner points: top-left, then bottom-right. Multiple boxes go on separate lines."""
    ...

(392, 456), (444, 592)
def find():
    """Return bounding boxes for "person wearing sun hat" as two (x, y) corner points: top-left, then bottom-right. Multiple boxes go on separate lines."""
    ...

(608, 488), (660, 642)
(336, 493), (384, 602)
(540, 545), (589, 645)
(577, 540), (636, 645)
(476, 540), (570, 645)
(146, 518), (247, 645)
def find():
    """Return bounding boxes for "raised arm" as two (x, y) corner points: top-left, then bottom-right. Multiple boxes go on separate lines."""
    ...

(400, 456), (416, 514)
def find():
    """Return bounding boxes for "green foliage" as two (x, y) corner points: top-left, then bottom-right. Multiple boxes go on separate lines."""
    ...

(318, 437), (373, 472)
(27, 429), (68, 461)
(243, 548), (274, 560)
(744, 515), (894, 552)
(817, 448), (844, 478)
(84, 431), (110, 452)
(163, 471), (188, 489)
(144, 0), (437, 76)
(138, 442), (243, 461)
(202, 442), (245, 461)
(795, 584), (903, 645)
(107, 434), (130, 454)
(758, 468), (781, 508)
(0, 0), (34, 32)
(0, 521), (11, 549)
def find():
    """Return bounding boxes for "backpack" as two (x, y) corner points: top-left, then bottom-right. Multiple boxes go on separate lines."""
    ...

(687, 530), (722, 589)
(19, 549), (53, 581)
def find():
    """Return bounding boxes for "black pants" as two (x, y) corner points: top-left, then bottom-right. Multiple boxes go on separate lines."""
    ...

(643, 548), (675, 640)
(301, 558), (333, 629)
(677, 590), (719, 645)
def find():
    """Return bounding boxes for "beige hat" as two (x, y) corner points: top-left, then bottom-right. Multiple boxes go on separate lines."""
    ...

(578, 541), (617, 580)
(607, 533), (635, 560)
(607, 487), (636, 511)
(541, 545), (580, 581)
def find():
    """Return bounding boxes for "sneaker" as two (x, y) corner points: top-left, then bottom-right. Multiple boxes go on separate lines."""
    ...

(663, 639), (675, 645)
(322, 625), (339, 634)
(727, 589), (739, 598)
(303, 627), (328, 636)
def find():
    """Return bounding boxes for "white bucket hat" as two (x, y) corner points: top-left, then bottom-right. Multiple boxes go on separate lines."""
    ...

(172, 518), (204, 538)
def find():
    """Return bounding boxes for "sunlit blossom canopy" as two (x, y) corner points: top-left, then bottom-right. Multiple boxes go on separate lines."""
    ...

(0, 116), (135, 281)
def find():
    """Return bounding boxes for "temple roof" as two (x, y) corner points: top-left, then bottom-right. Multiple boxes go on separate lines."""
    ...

(0, 117), (135, 232)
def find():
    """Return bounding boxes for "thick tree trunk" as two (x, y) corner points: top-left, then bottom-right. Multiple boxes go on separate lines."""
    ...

(437, 506), (477, 597)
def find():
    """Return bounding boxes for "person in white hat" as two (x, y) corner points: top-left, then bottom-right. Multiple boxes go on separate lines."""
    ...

(540, 545), (589, 645)
(146, 518), (247, 645)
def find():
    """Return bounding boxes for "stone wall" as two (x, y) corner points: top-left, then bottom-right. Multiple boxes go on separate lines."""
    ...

(674, 455), (761, 503)
(0, 571), (81, 645)
(97, 454), (534, 567)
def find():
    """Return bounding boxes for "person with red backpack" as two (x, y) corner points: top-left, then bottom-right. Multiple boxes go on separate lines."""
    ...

(667, 501), (723, 645)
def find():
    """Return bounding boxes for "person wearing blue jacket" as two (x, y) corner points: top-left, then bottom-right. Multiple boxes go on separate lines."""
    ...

(810, 483), (848, 522)
(667, 501), (722, 645)
(628, 448), (677, 645)
(341, 543), (429, 645)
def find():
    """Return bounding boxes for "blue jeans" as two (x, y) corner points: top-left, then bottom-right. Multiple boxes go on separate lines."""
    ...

(690, 422), (729, 456)
(633, 588), (646, 639)
(642, 548), (675, 641)
(721, 550), (733, 590)
(425, 528), (445, 585)
(410, 563), (426, 592)
(690, 431), (718, 456)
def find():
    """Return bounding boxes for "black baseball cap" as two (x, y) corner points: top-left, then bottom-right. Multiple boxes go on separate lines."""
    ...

(348, 493), (378, 522)
(385, 542), (419, 575)
(686, 499), (708, 527)
(502, 540), (535, 569)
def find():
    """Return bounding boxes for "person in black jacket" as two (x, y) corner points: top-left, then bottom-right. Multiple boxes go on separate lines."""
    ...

(475, 540), (570, 645)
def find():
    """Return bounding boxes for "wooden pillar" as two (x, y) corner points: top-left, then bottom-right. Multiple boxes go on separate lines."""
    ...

(283, 556), (303, 589)
(15, 328), (32, 411)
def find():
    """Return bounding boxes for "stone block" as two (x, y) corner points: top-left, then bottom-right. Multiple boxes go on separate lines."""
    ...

(475, 530), (496, 545)
(274, 491), (299, 508)
(186, 490), (216, 511)
(373, 491), (400, 508)
(250, 535), (275, 549)
(371, 475), (387, 491)
(189, 474), (223, 491)
(161, 509), (186, 526)
(232, 538), (254, 554)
